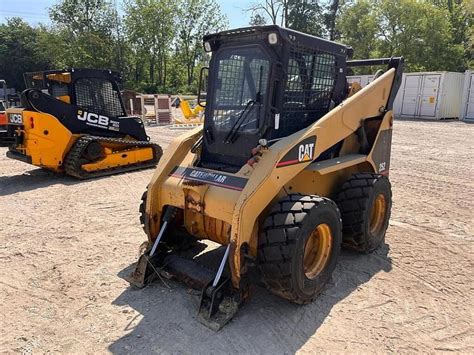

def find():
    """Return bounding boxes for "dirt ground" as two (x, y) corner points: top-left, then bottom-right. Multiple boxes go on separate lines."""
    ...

(0, 119), (473, 354)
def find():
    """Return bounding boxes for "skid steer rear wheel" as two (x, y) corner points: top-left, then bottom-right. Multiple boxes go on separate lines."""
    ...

(335, 173), (392, 253)
(258, 195), (342, 304)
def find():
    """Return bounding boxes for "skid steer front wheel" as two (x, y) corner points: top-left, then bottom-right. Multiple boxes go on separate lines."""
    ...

(335, 173), (392, 253)
(258, 195), (342, 304)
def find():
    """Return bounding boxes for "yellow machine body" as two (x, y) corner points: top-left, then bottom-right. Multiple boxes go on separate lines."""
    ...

(7, 108), (76, 171)
(143, 69), (396, 287)
(81, 146), (155, 172)
(174, 97), (205, 125)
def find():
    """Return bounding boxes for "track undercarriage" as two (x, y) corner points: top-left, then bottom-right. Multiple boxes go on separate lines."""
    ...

(64, 136), (162, 179)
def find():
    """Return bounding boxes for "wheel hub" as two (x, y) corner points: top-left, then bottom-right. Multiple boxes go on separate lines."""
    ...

(369, 194), (387, 235)
(303, 223), (332, 280)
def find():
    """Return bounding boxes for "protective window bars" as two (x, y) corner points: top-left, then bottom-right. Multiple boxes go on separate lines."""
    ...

(212, 48), (270, 132)
(279, 47), (336, 136)
(75, 78), (124, 118)
(24, 72), (48, 91)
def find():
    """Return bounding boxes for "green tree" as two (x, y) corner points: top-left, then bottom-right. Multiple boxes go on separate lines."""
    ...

(48, 0), (121, 69)
(337, 0), (466, 72)
(167, 49), (188, 92)
(324, 0), (346, 40)
(0, 18), (52, 90)
(468, 0), (474, 68)
(285, 0), (324, 36)
(123, 0), (178, 91)
(246, 0), (324, 36)
(429, 0), (472, 69)
(375, 0), (464, 71)
(337, 0), (378, 58)
(176, 0), (227, 90)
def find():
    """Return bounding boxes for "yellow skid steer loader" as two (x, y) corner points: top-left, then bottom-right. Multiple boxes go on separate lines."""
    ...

(0, 69), (162, 178)
(127, 26), (404, 330)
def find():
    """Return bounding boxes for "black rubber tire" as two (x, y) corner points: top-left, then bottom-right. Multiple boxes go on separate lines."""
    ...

(139, 189), (148, 234)
(258, 194), (342, 304)
(335, 173), (392, 253)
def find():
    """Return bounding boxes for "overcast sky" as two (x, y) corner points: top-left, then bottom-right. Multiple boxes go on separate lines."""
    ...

(0, 0), (253, 28)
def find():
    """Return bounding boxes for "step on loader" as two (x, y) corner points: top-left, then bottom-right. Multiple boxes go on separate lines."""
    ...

(127, 25), (404, 330)
(0, 69), (162, 179)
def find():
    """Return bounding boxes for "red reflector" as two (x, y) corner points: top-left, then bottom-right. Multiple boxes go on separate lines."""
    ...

(30, 117), (34, 128)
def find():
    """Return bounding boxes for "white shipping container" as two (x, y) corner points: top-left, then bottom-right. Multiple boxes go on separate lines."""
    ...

(460, 70), (474, 121)
(347, 74), (375, 87)
(394, 72), (464, 120)
(349, 71), (464, 120)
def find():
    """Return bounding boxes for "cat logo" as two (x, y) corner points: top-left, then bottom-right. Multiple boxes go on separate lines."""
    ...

(298, 143), (315, 162)
(276, 136), (317, 168)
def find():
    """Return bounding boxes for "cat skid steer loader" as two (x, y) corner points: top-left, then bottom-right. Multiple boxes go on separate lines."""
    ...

(128, 26), (404, 330)
(0, 69), (162, 178)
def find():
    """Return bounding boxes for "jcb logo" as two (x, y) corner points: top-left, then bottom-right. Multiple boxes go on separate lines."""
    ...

(8, 113), (23, 124)
(298, 143), (314, 162)
(77, 110), (109, 126)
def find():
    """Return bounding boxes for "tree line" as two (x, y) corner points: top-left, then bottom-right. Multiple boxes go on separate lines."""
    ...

(0, 0), (227, 93)
(249, 0), (472, 73)
(0, 0), (471, 93)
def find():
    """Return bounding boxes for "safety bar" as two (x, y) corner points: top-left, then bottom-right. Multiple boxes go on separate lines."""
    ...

(347, 57), (403, 67)
(346, 56), (405, 111)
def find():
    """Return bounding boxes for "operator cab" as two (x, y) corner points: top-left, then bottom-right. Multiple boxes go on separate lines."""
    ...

(198, 25), (352, 172)
(23, 69), (127, 119)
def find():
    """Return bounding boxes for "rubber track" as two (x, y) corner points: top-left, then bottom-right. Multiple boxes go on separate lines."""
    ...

(64, 135), (163, 179)
(258, 194), (340, 303)
(139, 189), (148, 234)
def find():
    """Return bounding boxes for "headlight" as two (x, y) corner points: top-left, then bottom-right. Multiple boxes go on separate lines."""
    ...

(268, 33), (278, 45)
(204, 41), (212, 52)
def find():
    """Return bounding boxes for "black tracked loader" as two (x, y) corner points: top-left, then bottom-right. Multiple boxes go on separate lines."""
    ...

(0, 68), (162, 178)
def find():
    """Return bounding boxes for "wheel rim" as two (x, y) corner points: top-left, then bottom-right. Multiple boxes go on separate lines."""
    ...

(303, 223), (332, 280)
(369, 193), (387, 235)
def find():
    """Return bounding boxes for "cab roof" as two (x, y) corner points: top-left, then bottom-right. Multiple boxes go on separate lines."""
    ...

(203, 25), (353, 58)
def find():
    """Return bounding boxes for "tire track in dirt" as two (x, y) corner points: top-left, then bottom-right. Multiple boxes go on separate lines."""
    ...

(1, 122), (473, 353)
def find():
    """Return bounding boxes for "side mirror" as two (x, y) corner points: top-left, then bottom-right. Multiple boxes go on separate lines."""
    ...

(198, 67), (208, 108)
